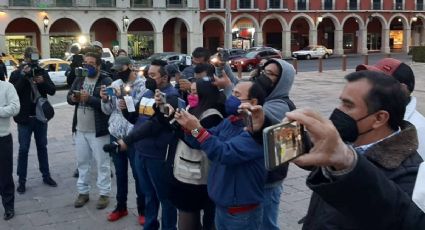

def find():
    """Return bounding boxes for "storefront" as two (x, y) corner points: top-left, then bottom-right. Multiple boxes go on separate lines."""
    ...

(5, 35), (36, 60)
(49, 36), (79, 58)
(232, 18), (255, 49)
(127, 33), (154, 59)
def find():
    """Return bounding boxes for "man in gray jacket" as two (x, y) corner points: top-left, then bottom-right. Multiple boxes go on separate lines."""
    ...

(0, 80), (20, 220)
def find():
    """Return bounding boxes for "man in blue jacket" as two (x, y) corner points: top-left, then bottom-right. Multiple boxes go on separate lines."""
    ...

(175, 81), (268, 230)
(119, 60), (178, 230)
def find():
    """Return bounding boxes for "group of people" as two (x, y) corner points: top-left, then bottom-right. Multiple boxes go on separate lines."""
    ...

(0, 42), (424, 230)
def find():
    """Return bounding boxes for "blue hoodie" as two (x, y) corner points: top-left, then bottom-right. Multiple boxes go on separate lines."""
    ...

(131, 84), (179, 160)
(186, 117), (267, 208)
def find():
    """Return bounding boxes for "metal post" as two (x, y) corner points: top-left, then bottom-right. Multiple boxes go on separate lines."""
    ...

(318, 57), (323, 73)
(342, 55), (347, 71)
(292, 58), (298, 74)
(224, 0), (232, 49)
(364, 54), (368, 65)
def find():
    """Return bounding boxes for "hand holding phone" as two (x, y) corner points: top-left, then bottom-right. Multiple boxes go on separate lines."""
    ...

(177, 98), (187, 111)
(241, 110), (253, 133)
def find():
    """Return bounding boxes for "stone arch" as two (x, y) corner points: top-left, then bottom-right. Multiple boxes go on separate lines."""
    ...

(201, 14), (225, 29)
(232, 14), (260, 31)
(366, 13), (387, 28)
(89, 17), (121, 34)
(318, 13), (341, 30)
(388, 14), (410, 29)
(341, 14), (365, 29)
(50, 17), (82, 33)
(128, 17), (157, 33)
(288, 13), (315, 30)
(160, 16), (191, 33)
(260, 14), (288, 31)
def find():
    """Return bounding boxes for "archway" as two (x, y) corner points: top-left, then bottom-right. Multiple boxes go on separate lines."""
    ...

(202, 18), (224, 54)
(127, 18), (154, 59)
(232, 17), (258, 49)
(290, 17), (310, 51)
(49, 18), (81, 58)
(411, 17), (425, 46)
(163, 18), (188, 54)
(90, 18), (119, 49)
(388, 16), (408, 52)
(317, 18), (336, 49)
(366, 16), (384, 52)
(262, 18), (283, 50)
(342, 17), (360, 53)
(5, 18), (41, 60)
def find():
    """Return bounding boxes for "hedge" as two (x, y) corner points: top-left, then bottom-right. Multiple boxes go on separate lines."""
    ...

(411, 46), (425, 62)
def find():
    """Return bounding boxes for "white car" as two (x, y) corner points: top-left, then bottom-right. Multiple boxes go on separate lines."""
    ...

(39, 58), (71, 87)
(101, 48), (114, 64)
(292, 45), (333, 60)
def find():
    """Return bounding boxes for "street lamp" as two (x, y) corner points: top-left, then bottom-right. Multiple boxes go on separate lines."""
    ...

(123, 16), (129, 32)
(412, 16), (418, 22)
(317, 16), (323, 24)
(43, 15), (49, 33)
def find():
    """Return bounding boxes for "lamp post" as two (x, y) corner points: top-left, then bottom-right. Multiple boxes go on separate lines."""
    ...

(43, 16), (49, 33)
(122, 16), (129, 32)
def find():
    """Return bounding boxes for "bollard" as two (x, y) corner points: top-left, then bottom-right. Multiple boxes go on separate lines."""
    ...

(318, 57), (323, 73)
(364, 54), (368, 65)
(342, 55), (347, 71)
(237, 62), (242, 79)
(292, 58), (298, 74)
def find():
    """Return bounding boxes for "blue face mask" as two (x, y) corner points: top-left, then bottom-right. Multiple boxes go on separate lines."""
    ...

(225, 95), (241, 116)
(84, 64), (98, 78)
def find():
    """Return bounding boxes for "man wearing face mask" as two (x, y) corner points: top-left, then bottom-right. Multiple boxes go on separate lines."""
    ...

(301, 70), (422, 230)
(251, 59), (296, 230)
(117, 60), (179, 230)
(67, 52), (113, 210)
(174, 81), (268, 230)
(100, 56), (148, 224)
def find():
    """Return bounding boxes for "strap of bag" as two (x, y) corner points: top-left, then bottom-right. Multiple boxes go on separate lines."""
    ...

(29, 80), (42, 103)
(282, 96), (296, 111)
(199, 108), (223, 120)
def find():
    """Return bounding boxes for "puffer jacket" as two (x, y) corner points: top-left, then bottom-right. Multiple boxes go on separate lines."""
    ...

(302, 121), (423, 230)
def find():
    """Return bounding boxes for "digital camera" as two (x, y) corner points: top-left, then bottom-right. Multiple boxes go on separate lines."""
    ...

(75, 67), (89, 78)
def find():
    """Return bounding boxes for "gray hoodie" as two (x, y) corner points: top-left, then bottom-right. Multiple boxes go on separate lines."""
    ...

(263, 59), (295, 124)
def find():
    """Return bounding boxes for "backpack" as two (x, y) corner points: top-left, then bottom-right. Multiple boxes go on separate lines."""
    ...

(173, 108), (223, 185)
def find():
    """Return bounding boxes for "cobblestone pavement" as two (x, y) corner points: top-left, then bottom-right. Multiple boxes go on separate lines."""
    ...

(1, 63), (424, 230)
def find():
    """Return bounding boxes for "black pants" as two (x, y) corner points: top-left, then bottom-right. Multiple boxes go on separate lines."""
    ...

(0, 134), (14, 211)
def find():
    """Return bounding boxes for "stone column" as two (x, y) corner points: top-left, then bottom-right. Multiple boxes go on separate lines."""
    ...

(119, 32), (128, 53)
(282, 30), (291, 58)
(309, 29), (317, 46)
(41, 33), (50, 59)
(403, 28), (411, 53)
(255, 31), (263, 47)
(382, 29), (390, 54)
(358, 28), (368, 54)
(154, 32), (163, 53)
(334, 29), (344, 55)
(420, 26), (425, 46)
(0, 34), (6, 54)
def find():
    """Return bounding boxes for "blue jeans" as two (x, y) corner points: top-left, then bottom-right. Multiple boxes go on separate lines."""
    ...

(135, 155), (177, 230)
(17, 118), (50, 183)
(215, 205), (263, 230)
(260, 183), (283, 230)
(110, 136), (145, 214)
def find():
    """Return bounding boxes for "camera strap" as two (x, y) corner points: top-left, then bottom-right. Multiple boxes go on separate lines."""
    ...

(29, 79), (42, 103)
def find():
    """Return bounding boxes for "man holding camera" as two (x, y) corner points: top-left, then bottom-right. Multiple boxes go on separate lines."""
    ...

(67, 52), (113, 209)
(9, 47), (57, 194)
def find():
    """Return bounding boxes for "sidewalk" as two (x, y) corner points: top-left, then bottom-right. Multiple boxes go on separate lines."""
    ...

(1, 63), (424, 230)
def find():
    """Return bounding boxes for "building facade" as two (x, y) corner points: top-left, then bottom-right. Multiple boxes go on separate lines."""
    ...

(0, 0), (423, 59)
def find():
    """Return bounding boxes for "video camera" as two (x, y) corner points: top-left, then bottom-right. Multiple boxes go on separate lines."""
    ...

(217, 48), (230, 62)
(27, 53), (45, 77)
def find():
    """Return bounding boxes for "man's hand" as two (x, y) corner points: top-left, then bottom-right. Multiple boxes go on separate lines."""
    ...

(287, 108), (355, 171)
(100, 85), (108, 102)
(117, 99), (127, 111)
(33, 76), (45, 84)
(70, 94), (80, 103)
(80, 90), (90, 103)
(178, 79), (191, 91)
(154, 89), (164, 106)
(213, 71), (231, 89)
(117, 139), (128, 151)
(238, 103), (265, 132)
(174, 109), (201, 131)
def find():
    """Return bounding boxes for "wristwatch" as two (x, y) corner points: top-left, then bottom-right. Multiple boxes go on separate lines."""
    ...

(191, 128), (201, 138)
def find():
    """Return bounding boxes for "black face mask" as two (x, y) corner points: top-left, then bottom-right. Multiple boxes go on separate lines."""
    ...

(255, 74), (274, 96)
(329, 108), (374, 143)
(145, 77), (157, 91)
(118, 68), (131, 82)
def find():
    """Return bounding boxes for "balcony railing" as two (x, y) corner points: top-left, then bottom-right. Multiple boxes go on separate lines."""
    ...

(167, 0), (186, 8)
(9, 0), (115, 7)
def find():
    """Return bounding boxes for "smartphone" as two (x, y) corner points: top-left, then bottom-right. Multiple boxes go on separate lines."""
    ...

(263, 121), (310, 170)
(178, 98), (187, 111)
(159, 92), (167, 104)
(106, 86), (115, 97)
(241, 110), (253, 132)
(73, 90), (81, 100)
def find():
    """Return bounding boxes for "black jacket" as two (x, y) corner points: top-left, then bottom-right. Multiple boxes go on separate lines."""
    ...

(67, 74), (112, 137)
(0, 62), (6, 81)
(303, 121), (422, 230)
(9, 67), (56, 124)
(307, 153), (425, 230)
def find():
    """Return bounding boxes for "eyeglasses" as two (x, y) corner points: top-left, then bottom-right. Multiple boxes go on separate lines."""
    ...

(261, 70), (279, 79)
(239, 98), (251, 102)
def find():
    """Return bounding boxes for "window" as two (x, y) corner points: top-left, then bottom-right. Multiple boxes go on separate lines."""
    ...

(395, 0), (403, 10)
(418, 0), (424, 10)
(9, 0), (31, 6)
(239, 0), (252, 8)
(372, 0), (381, 10)
(207, 0), (221, 8)
(297, 0), (307, 10)
(59, 63), (69, 71)
(324, 0), (333, 10)
(167, 0), (185, 7)
(349, 0), (357, 10)
(269, 0), (280, 8)
(132, 0), (153, 7)
(56, 0), (73, 7)
(96, 0), (115, 7)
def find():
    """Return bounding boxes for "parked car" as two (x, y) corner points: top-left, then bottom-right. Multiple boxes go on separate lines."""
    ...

(1, 54), (19, 80)
(101, 48), (115, 64)
(292, 45), (333, 60)
(139, 52), (191, 71)
(39, 58), (71, 87)
(211, 48), (247, 63)
(230, 50), (282, 72)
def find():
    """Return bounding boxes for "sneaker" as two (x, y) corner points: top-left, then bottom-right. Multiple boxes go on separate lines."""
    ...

(96, 195), (109, 209)
(17, 183), (25, 194)
(73, 169), (79, 178)
(74, 194), (89, 208)
(43, 177), (58, 187)
(3, 209), (14, 220)
(107, 207), (128, 221)
(138, 215), (145, 225)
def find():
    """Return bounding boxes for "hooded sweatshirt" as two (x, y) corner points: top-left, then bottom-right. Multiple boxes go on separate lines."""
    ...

(262, 59), (296, 124)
